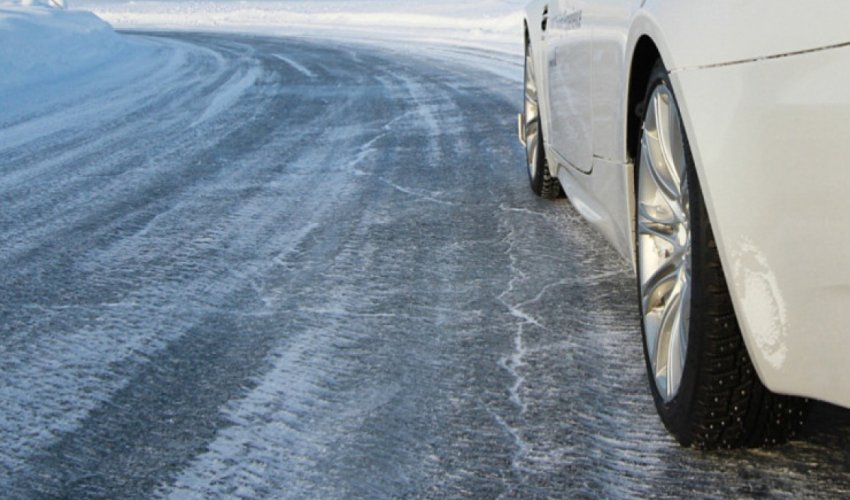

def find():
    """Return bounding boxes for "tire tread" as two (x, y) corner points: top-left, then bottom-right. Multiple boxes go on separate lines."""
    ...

(537, 159), (561, 199)
(684, 223), (807, 449)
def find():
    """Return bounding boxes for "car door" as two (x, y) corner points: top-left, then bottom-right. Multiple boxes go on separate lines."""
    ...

(587, 0), (641, 164)
(544, 0), (594, 174)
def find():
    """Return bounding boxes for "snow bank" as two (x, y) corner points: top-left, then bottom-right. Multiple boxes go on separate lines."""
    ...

(0, 2), (128, 93)
(72, 0), (527, 55)
(17, 0), (66, 9)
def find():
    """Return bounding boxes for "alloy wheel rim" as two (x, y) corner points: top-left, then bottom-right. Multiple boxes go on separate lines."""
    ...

(524, 47), (540, 178)
(637, 84), (692, 402)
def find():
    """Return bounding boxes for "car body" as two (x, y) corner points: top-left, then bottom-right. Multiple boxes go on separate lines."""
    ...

(520, 0), (850, 425)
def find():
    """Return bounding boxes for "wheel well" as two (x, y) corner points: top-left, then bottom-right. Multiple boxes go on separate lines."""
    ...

(627, 37), (661, 161)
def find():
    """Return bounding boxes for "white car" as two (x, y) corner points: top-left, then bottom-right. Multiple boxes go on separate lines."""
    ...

(519, 0), (850, 448)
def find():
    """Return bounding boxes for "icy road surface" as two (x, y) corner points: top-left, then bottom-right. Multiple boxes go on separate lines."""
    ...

(2, 33), (850, 498)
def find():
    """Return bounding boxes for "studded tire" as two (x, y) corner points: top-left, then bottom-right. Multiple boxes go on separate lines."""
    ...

(523, 37), (562, 199)
(637, 61), (809, 449)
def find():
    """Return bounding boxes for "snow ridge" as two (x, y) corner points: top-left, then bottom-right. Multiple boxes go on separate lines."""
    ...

(0, 4), (129, 94)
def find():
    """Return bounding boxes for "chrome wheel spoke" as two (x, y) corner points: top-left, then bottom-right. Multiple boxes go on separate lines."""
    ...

(655, 90), (687, 195)
(525, 100), (538, 126)
(525, 53), (538, 102)
(653, 273), (687, 399)
(641, 134), (686, 223)
(641, 257), (680, 313)
(638, 84), (693, 402)
(524, 47), (540, 177)
(675, 273), (691, 369)
(638, 207), (678, 246)
(525, 119), (539, 162)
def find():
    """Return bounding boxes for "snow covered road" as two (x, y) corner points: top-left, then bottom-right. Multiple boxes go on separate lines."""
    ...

(2, 32), (850, 497)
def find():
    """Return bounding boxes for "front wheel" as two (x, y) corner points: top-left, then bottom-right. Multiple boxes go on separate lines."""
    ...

(635, 61), (807, 449)
(523, 39), (561, 199)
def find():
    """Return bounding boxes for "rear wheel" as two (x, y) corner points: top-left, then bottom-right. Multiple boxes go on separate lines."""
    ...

(523, 39), (561, 199)
(636, 61), (808, 448)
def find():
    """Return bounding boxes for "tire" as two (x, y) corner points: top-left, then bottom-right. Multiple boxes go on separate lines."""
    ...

(635, 60), (808, 449)
(523, 38), (561, 199)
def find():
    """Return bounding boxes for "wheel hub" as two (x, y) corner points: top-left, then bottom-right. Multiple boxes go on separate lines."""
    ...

(524, 47), (540, 178)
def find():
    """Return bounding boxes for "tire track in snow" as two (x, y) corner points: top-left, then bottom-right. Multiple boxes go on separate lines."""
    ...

(273, 54), (317, 79)
(1, 33), (316, 494)
(190, 66), (263, 128)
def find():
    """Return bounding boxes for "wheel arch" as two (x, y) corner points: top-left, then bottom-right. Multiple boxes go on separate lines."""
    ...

(623, 24), (789, 406)
(625, 36), (661, 163)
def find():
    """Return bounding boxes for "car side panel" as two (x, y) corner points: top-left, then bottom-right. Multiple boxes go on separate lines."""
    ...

(544, 0), (638, 263)
(524, 0), (557, 179)
(556, 159), (634, 263)
(588, 0), (639, 165)
(638, 0), (850, 71)
(671, 45), (850, 409)
(544, 0), (594, 174)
